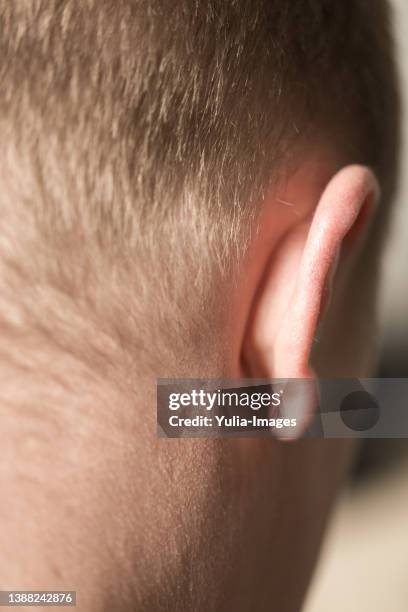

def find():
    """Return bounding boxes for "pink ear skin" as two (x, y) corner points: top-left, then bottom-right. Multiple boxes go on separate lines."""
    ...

(242, 165), (380, 440)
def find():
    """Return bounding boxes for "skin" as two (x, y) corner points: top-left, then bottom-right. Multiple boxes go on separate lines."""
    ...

(0, 149), (381, 611)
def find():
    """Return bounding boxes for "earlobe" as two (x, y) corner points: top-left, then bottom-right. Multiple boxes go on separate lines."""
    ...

(242, 165), (380, 428)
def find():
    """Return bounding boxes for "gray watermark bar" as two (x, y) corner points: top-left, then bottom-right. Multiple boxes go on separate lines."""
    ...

(0, 591), (76, 606)
(157, 378), (408, 438)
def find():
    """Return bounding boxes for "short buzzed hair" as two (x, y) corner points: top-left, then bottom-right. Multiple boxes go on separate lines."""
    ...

(0, 1), (400, 370)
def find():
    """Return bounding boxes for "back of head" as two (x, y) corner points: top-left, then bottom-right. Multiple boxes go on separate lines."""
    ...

(0, 3), (402, 610)
(0, 0), (400, 380)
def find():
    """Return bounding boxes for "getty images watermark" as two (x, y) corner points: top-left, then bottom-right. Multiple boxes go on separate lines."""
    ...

(157, 378), (408, 439)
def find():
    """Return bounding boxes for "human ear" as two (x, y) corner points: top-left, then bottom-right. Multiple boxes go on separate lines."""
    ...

(241, 165), (380, 425)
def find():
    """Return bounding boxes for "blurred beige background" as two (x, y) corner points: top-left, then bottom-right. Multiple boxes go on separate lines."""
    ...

(305, 455), (408, 612)
(381, 0), (408, 341)
(305, 2), (408, 610)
